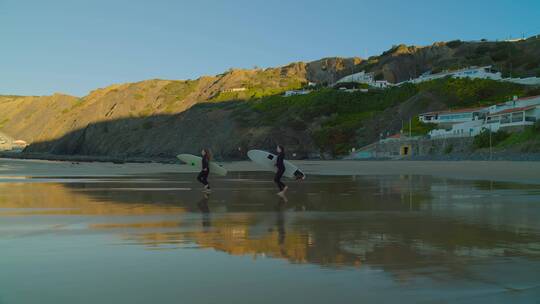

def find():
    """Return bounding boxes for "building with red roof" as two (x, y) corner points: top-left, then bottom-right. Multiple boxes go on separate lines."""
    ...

(486, 105), (539, 127)
(419, 95), (540, 139)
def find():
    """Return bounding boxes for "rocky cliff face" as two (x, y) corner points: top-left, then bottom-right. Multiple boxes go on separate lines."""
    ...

(354, 37), (540, 83)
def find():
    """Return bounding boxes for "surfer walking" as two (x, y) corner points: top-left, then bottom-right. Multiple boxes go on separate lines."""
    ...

(274, 145), (288, 195)
(197, 148), (211, 192)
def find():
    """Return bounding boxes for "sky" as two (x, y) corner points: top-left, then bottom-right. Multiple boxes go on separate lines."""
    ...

(1, 0), (539, 96)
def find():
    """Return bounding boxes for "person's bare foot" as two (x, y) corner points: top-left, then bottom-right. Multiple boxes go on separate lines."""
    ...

(283, 186), (288, 193)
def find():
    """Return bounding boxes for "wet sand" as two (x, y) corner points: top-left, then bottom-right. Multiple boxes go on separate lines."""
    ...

(1, 171), (539, 303)
(2, 157), (540, 303)
(2, 158), (539, 184)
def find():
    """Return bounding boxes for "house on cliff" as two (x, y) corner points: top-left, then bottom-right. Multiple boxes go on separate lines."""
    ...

(421, 95), (540, 139)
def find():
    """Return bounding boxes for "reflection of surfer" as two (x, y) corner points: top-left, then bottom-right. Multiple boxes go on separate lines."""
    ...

(274, 145), (288, 195)
(197, 193), (211, 227)
(275, 199), (286, 245)
(197, 149), (211, 192)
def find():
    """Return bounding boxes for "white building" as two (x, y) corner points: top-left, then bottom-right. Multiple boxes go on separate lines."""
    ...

(400, 66), (502, 85)
(486, 105), (540, 129)
(372, 80), (391, 88)
(223, 87), (247, 93)
(504, 77), (540, 86)
(428, 120), (486, 138)
(419, 107), (487, 128)
(335, 71), (374, 85)
(422, 95), (540, 138)
(284, 89), (311, 97)
(335, 71), (392, 89)
(487, 95), (540, 114)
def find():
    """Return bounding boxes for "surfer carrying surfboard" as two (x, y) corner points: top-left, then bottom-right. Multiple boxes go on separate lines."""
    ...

(197, 149), (211, 192)
(274, 145), (288, 195)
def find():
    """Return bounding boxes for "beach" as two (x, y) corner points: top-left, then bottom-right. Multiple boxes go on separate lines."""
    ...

(2, 158), (539, 184)
(1, 157), (540, 303)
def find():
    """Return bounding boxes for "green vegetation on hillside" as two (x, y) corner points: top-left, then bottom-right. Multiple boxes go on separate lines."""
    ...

(235, 77), (534, 155)
(211, 82), (302, 102)
(162, 80), (199, 113)
(473, 129), (511, 149)
(211, 68), (305, 102)
(497, 122), (540, 152)
(416, 77), (526, 107)
(0, 118), (9, 129)
(409, 116), (438, 136)
(236, 85), (418, 155)
(473, 122), (540, 152)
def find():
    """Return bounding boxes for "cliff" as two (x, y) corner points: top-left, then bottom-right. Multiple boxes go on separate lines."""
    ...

(1, 36), (539, 159)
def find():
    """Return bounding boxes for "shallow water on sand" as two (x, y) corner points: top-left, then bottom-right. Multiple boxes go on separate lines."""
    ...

(1, 171), (540, 303)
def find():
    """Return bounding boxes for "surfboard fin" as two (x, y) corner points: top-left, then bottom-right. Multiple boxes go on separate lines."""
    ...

(293, 170), (305, 180)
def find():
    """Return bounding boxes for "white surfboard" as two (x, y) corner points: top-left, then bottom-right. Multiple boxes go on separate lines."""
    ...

(177, 154), (228, 176)
(247, 150), (306, 180)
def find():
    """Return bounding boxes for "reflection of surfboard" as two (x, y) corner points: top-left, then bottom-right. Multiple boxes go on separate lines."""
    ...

(177, 154), (228, 176)
(247, 150), (305, 180)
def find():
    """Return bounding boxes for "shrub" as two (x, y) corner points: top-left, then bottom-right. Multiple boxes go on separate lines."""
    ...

(410, 116), (437, 136)
(525, 61), (540, 70)
(473, 129), (510, 149)
(446, 40), (463, 48)
(444, 144), (454, 154)
(491, 50), (509, 61)
(416, 77), (525, 107)
(495, 123), (540, 152)
(142, 121), (154, 130)
(475, 45), (491, 56)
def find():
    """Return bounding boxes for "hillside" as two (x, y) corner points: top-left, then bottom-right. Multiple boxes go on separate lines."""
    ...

(354, 35), (540, 83)
(16, 78), (539, 159)
(1, 36), (540, 160)
(0, 59), (360, 145)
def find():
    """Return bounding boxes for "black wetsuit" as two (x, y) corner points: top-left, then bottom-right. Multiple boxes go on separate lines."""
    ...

(197, 155), (210, 188)
(274, 152), (286, 191)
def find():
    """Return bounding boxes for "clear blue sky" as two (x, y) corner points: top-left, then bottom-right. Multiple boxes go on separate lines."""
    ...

(1, 0), (539, 96)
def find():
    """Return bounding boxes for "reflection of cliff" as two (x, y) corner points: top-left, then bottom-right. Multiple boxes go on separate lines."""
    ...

(0, 183), (185, 215)
(120, 210), (311, 263)
(119, 210), (539, 275)
(188, 223), (309, 263)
